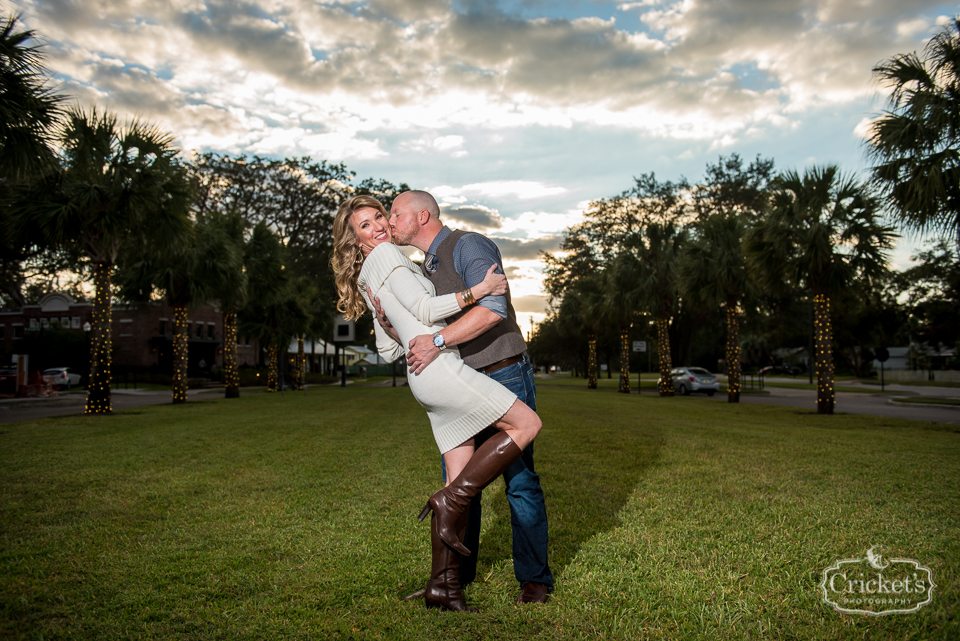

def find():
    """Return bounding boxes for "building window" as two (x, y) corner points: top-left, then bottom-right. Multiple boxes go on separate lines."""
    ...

(159, 320), (166, 335)
(197, 323), (203, 338)
(207, 323), (215, 339)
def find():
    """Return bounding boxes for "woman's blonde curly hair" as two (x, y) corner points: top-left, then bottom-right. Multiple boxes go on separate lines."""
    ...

(331, 195), (390, 321)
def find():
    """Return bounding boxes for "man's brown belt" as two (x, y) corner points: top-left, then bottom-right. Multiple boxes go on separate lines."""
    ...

(482, 354), (523, 374)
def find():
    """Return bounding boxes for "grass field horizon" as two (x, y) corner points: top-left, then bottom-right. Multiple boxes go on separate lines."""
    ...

(1, 386), (957, 639)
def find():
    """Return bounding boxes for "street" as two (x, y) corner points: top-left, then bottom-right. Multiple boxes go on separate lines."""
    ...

(713, 377), (960, 425)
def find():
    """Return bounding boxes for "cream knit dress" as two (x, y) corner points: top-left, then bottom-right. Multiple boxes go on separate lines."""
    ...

(358, 242), (517, 454)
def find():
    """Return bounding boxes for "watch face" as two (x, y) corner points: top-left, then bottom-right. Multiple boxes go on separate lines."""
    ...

(433, 334), (444, 347)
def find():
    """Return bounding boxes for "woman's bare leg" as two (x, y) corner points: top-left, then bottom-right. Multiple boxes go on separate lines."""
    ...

(443, 399), (541, 482)
(491, 400), (542, 451)
(442, 440), (474, 486)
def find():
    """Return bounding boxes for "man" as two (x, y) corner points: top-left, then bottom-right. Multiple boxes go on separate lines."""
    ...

(375, 190), (552, 604)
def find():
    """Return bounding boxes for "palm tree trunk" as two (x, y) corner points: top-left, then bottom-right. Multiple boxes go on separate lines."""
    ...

(297, 337), (305, 390)
(657, 316), (674, 397)
(223, 311), (239, 399)
(587, 329), (598, 389)
(725, 303), (741, 403)
(618, 323), (630, 393)
(267, 339), (279, 392)
(172, 304), (188, 404)
(814, 294), (835, 414)
(85, 261), (113, 414)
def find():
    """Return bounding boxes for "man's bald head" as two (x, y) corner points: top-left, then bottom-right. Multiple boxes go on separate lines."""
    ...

(396, 190), (440, 219)
(390, 190), (444, 252)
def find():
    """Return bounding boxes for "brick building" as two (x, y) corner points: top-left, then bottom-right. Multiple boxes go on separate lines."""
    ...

(0, 293), (262, 374)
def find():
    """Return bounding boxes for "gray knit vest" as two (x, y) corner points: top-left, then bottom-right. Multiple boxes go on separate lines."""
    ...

(422, 230), (526, 370)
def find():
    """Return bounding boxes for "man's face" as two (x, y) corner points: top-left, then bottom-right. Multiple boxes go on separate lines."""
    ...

(389, 196), (420, 246)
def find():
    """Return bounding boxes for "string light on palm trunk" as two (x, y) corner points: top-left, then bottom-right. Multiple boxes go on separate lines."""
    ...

(268, 341), (279, 392)
(814, 294), (835, 414)
(297, 337), (305, 391)
(657, 317), (674, 396)
(619, 327), (630, 393)
(85, 263), (113, 414)
(726, 305), (741, 400)
(587, 331), (597, 389)
(224, 312), (238, 394)
(172, 305), (188, 403)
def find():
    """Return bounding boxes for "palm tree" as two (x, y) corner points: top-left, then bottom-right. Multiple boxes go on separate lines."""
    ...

(118, 214), (242, 404)
(867, 17), (960, 247)
(0, 12), (65, 308)
(680, 214), (753, 402)
(604, 251), (645, 393)
(238, 222), (296, 392)
(683, 155), (773, 403)
(542, 226), (605, 388)
(636, 222), (686, 397)
(746, 165), (895, 414)
(10, 108), (190, 413)
(0, 12), (61, 181)
(203, 212), (248, 399)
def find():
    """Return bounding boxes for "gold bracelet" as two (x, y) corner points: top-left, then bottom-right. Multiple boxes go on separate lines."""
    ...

(462, 288), (476, 305)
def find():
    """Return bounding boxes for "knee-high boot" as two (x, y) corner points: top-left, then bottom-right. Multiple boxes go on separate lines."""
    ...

(424, 512), (476, 612)
(419, 431), (523, 555)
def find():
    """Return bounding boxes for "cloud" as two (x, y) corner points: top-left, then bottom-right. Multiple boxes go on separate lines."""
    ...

(489, 235), (563, 261)
(400, 134), (467, 156)
(17, 0), (951, 164)
(511, 294), (548, 314)
(440, 204), (504, 231)
(432, 180), (567, 202)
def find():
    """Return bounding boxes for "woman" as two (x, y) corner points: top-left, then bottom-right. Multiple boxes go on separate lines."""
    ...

(331, 195), (543, 612)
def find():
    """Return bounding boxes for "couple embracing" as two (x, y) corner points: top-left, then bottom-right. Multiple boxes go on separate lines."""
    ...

(331, 191), (552, 612)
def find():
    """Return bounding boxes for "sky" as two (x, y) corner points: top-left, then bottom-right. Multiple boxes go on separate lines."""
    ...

(6, 0), (955, 332)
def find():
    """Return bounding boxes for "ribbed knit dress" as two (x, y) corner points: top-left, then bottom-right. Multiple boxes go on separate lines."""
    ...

(358, 242), (517, 454)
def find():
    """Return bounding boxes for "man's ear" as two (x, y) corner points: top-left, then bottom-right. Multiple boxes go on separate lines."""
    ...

(418, 209), (429, 226)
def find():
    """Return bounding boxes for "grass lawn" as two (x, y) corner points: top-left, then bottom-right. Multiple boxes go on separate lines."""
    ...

(1, 387), (957, 640)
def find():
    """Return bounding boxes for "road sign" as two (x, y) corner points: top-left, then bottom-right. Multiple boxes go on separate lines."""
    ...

(633, 341), (647, 352)
(333, 315), (355, 343)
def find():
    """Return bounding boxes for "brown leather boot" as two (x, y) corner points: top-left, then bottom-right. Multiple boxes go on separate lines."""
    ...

(424, 512), (477, 612)
(418, 431), (523, 555)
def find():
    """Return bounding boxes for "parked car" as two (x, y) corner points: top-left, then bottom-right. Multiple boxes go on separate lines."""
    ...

(668, 366), (720, 396)
(42, 367), (82, 389)
(0, 368), (16, 393)
(759, 364), (801, 376)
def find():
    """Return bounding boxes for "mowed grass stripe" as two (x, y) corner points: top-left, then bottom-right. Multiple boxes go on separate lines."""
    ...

(0, 386), (956, 640)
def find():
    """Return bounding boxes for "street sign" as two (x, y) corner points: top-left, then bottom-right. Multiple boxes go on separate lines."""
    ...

(333, 315), (355, 343)
(633, 341), (647, 352)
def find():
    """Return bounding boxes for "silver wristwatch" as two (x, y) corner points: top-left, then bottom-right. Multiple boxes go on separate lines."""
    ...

(432, 332), (446, 351)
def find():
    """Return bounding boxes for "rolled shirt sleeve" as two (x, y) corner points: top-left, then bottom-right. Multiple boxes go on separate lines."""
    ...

(453, 234), (508, 319)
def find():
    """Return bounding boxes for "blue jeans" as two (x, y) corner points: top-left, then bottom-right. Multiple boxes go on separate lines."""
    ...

(442, 354), (553, 590)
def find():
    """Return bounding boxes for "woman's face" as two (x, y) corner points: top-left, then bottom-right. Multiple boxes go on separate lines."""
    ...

(351, 206), (393, 254)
